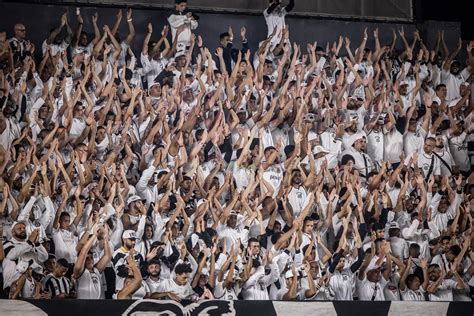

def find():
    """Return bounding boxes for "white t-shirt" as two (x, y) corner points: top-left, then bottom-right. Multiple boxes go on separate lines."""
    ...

(156, 279), (194, 299)
(287, 185), (308, 217)
(357, 276), (388, 301)
(329, 269), (355, 301)
(366, 128), (384, 163)
(263, 6), (288, 49)
(400, 286), (426, 301)
(262, 163), (285, 196)
(76, 268), (103, 299)
(428, 279), (457, 301)
(214, 281), (241, 300)
(448, 132), (469, 172)
(440, 68), (470, 101)
(403, 127), (427, 157)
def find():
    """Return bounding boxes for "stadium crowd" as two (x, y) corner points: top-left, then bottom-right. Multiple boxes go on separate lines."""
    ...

(0, 0), (473, 302)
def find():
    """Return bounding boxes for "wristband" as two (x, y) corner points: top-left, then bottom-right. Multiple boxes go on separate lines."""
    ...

(127, 18), (133, 22)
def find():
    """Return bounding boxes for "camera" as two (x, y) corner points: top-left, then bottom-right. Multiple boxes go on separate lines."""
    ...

(304, 113), (316, 122)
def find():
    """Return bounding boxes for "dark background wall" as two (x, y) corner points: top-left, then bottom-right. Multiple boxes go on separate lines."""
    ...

(0, 1), (467, 63)
(9, 0), (413, 20)
(0, 3), (463, 53)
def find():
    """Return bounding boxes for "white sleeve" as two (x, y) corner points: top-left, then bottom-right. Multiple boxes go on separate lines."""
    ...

(135, 215), (147, 241)
(168, 14), (186, 29)
(136, 165), (155, 195)
(6, 243), (34, 261)
(103, 203), (116, 221)
(260, 262), (279, 287)
(40, 196), (56, 228)
(52, 229), (69, 260)
(402, 219), (419, 239)
(152, 212), (165, 242)
(28, 97), (45, 124)
(111, 219), (124, 250)
(17, 196), (37, 222)
(190, 19), (198, 30)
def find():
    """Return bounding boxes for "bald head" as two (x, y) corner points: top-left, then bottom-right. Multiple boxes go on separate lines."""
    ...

(14, 23), (26, 40)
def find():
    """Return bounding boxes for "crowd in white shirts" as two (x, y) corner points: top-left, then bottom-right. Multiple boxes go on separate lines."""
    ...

(0, 0), (473, 302)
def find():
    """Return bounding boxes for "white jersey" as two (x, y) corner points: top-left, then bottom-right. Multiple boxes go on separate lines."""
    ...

(384, 129), (404, 163)
(432, 149), (454, 177)
(76, 268), (103, 299)
(329, 269), (355, 301)
(287, 186), (308, 217)
(262, 163), (285, 196)
(263, 6), (288, 49)
(448, 132), (469, 172)
(357, 277), (388, 301)
(403, 127), (427, 157)
(156, 279), (194, 299)
(366, 129), (384, 164)
(400, 287), (426, 301)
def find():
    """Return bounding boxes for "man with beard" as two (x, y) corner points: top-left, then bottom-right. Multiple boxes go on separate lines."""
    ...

(42, 13), (73, 58)
(405, 137), (441, 181)
(112, 230), (145, 291)
(432, 134), (454, 177)
(341, 134), (374, 180)
(71, 12), (100, 62)
(427, 263), (465, 301)
(286, 169), (309, 217)
(2, 222), (48, 295)
(145, 259), (164, 293)
(440, 40), (473, 101)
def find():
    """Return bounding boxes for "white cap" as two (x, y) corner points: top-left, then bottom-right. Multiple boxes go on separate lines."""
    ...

(313, 145), (329, 155)
(122, 230), (137, 240)
(348, 133), (365, 147)
(127, 195), (143, 204)
(284, 269), (295, 279)
(175, 50), (186, 58)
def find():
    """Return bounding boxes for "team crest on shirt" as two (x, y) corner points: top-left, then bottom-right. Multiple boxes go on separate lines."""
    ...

(122, 299), (236, 316)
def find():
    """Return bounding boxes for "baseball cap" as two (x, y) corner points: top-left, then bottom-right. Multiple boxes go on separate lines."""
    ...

(313, 145), (329, 155)
(389, 222), (400, 230)
(127, 195), (143, 204)
(122, 230), (137, 240)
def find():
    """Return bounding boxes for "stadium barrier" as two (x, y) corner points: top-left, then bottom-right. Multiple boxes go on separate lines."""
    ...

(0, 299), (473, 316)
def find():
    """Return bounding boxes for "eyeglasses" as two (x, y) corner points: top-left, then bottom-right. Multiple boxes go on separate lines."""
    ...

(16, 29), (26, 32)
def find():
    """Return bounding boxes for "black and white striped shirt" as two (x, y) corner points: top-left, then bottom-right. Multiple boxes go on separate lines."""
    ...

(43, 274), (72, 298)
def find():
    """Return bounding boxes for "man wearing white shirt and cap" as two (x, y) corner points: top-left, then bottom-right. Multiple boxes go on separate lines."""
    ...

(357, 243), (392, 301)
(112, 230), (145, 291)
(341, 133), (374, 179)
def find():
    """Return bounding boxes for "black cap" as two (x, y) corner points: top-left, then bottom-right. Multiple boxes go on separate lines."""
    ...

(155, 70), (176, 86)
(175, 0), (187, 3)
